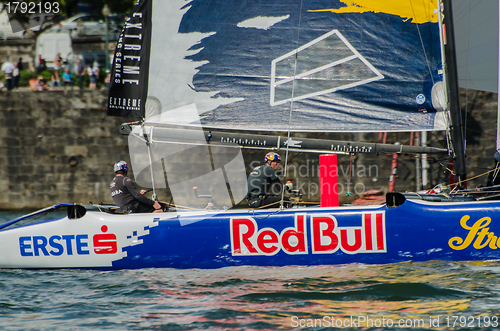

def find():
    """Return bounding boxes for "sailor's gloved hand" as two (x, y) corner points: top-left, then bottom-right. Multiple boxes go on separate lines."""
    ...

(285, 181), (293, 192)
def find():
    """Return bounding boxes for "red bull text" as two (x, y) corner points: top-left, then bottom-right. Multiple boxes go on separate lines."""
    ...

(230, 212), (386, 256)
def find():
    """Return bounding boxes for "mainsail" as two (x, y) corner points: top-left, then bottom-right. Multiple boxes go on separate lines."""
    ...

(108, 0), (446, 132)
(107, 0), (451, 209)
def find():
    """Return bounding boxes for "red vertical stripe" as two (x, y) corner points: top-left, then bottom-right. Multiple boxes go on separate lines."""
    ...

(443, 24), (447, 45)
(340, 229), (362, 252)
(364, 213), (373, 251)
(376, 213), (385, 250)
(388, 153), (398, 192)
(319, 154), (339, 207)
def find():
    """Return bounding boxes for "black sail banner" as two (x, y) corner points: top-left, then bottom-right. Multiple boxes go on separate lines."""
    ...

(107, 0), (152, 118)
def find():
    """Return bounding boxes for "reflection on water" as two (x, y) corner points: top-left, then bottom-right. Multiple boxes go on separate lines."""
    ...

(136, 263), (499, 330)
(0, 208), (67, 231)
(2, 262), (490, 330)
(0, 211), (34, 224)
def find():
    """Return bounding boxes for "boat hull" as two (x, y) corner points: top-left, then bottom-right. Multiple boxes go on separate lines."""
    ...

(1, 198), (500, 269)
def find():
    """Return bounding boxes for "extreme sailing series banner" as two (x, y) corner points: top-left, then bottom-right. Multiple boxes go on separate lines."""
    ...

(107, 0), (151, 118)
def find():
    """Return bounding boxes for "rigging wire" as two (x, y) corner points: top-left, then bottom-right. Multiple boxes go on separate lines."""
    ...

(280, 0), (304, 209)
(410, 0), (449, 190)
(436, 0), (455, 161)
(462, 0), (472, 164)
(438, 165), (500, 190)
(142, 124), (157, 201)
(409, 0), (435, 86)
(346, 153), (353, 196)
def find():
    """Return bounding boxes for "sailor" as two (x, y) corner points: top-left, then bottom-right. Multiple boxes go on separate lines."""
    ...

(246, 152), (291, 208)
(110, 161), (164, 213)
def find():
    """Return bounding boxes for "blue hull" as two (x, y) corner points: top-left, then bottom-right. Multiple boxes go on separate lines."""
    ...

(1, 197), (500, 269)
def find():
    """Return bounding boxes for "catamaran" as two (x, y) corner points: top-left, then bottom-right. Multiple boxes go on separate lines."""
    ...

(1, 0), (500, 269)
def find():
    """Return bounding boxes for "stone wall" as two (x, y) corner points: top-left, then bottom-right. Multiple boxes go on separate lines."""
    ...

(0, 90), (135, 209)
(0, 89), (497, 210)
(0, 39), (36, 71)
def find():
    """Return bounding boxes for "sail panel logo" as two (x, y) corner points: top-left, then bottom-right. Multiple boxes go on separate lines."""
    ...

(416, 94), (426, 105)
(270, 30), (384, 106)
(18, 225), (118, 257)
(449, 216), (500, 250)
(230, 212), (386, 256)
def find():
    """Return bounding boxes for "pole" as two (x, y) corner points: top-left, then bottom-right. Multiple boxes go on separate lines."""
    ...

(105, 15), (109, 73)
(388, 145), (399, 192)
(415, 132), (422, 192)
(422, 131), (429, 188)
(102, 4), (111, 74)
(443, 0), (467, 188)
(497, 2), (500, 153)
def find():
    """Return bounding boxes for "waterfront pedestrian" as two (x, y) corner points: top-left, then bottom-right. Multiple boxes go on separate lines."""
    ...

(12, 63), (20, 91)
(1, 58), (15, 91)
(15, 58), (23, 91)
(87, 64), (98, 90)
(37, 56), (47, 73)
(50, 71), (62, 91)
(54, 53), (62, 70)
(62, 68), (74, 91)
(37, 75), (48, 91)
(29, 76), (38, 91)
(77, 59), (85, 90)
(110, 161), (166, 213)
(105, 70), (110, 89)
(16, 57), (23, 71)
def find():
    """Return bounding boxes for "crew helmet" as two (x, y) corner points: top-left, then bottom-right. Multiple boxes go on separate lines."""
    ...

(264, 152), (281, 163)
(114, 161), (128, 173)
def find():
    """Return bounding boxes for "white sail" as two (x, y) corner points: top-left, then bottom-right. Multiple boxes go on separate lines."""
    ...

(450, 0), (500, 152)
(452, 0), (499, 93)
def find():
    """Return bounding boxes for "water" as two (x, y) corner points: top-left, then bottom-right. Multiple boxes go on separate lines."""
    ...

(1, 213), (500, 330)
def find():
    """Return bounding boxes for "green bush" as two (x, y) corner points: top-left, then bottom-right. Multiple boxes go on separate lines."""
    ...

(20, 70), (35, 86)
(2, 70), (35, 87)
(35, 70), (52, 83)
(3, 68), (107, 89)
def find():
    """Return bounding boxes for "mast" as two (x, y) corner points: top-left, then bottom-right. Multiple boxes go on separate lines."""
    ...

(498, 1), (500, 154)
(442, 0), (467, 188)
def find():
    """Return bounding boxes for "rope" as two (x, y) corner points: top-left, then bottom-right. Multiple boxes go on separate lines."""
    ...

(255, 199), (321, 209)
(491, 162), (500, 184)
(408, 0), (435, 86)
(438, 165), (500, 190)
(280, 0), (304, 209)
(256, 200), (286, 209)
